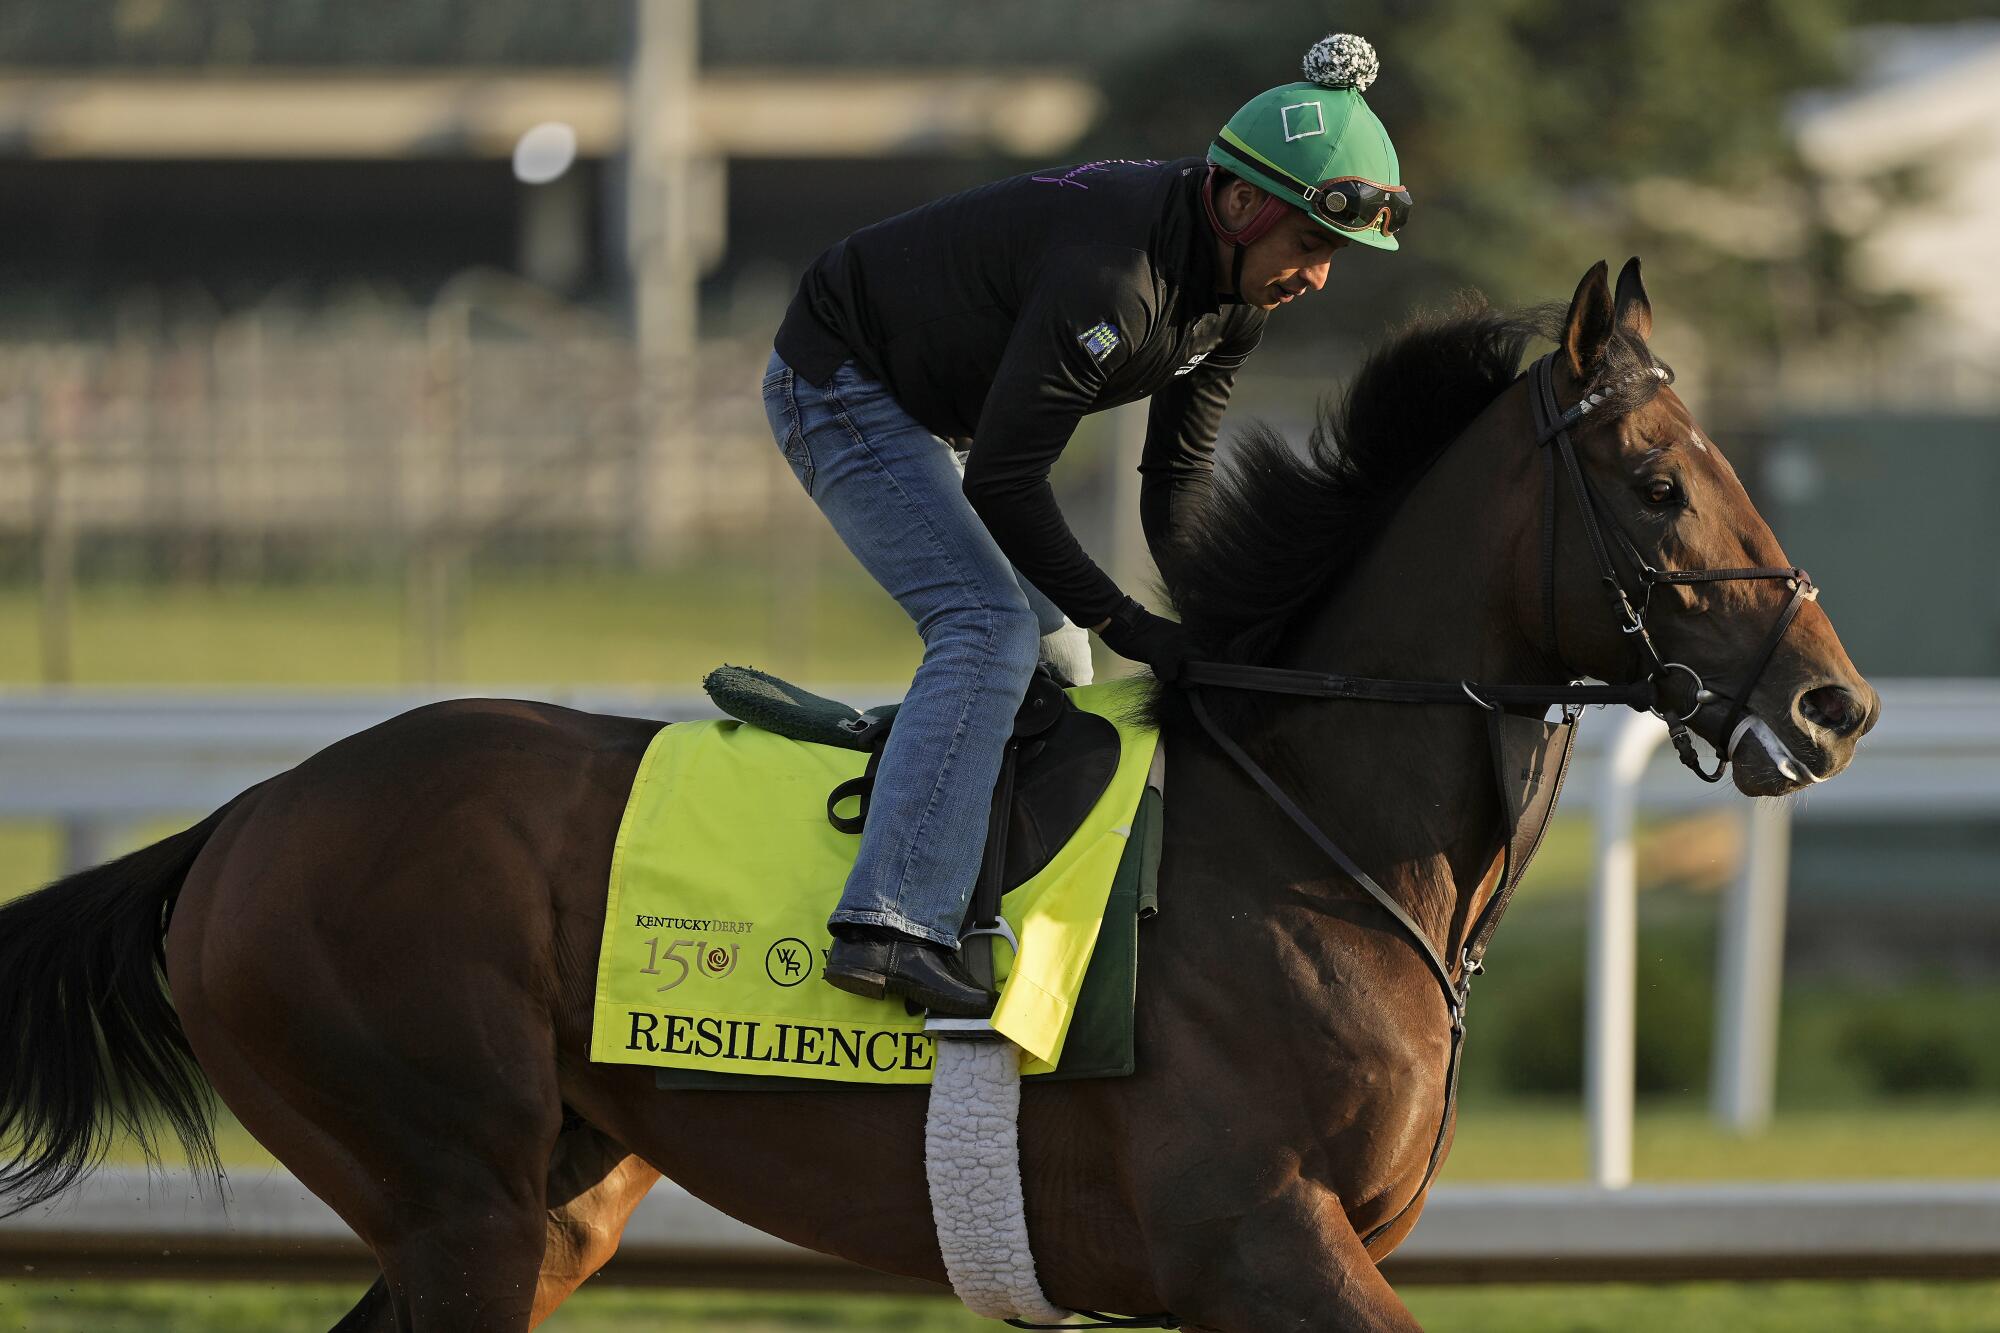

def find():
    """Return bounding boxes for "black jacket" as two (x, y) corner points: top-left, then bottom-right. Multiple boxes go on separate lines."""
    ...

(775, 156), (1266, 627)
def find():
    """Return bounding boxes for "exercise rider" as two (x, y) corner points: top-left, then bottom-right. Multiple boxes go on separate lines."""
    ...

(759, 33), (1412, 1016)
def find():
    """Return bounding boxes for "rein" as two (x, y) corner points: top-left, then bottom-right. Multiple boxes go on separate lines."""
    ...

(1172, 349), (1820, 1248)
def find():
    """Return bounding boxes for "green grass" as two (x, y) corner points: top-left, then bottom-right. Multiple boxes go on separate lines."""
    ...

(1402, 1281), (2000, 1332)
(1441, 1098), (2000, 1182)
(3, 1280), (1998, 1331)
(0, 569), (923, 688)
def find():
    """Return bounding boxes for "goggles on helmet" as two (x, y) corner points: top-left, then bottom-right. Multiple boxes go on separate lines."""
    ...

(1208, 136), (1411, 237)
(1305, 176), (1411, 237)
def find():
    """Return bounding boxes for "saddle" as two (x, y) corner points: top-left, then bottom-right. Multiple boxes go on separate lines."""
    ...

(701, 664), (1122, 995)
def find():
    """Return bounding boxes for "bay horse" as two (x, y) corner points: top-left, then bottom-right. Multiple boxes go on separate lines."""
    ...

(0, 260), (1874, 1331)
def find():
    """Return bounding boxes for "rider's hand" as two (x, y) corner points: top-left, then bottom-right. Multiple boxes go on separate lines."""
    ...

(1095, 597), (1193, 682)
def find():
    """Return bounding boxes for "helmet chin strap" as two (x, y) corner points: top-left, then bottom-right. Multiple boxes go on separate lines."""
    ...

(1201, 165), (1286, 302)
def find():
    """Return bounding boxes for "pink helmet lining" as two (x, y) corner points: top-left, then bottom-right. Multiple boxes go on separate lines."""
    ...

(1201, 165), (1291, 247)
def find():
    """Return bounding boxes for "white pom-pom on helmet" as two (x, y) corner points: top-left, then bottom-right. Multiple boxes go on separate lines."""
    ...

(1301, 32), (1379, 93)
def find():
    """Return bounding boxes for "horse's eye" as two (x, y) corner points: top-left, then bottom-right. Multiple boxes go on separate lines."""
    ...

(1644, 478), (1682, 507)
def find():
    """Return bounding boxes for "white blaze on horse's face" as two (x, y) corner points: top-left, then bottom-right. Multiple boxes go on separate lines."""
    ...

(1611, 391), (1749, 591)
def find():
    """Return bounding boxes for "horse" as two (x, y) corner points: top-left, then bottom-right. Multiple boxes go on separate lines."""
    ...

(0, 259), (1875, 1332)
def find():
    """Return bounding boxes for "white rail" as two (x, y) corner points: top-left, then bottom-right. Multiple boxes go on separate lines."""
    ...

(5, 1169), (1996, 1287)
(1578, 681), (2000, 1185)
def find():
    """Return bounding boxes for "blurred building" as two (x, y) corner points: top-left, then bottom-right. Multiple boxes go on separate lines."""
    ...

(1764, 22), (2000, 680)
(0, 1), (1121, 582)
(0, 0), (1248, 333)
(1789, 21), (2000, 406)
(1757, 23), (2000, 930)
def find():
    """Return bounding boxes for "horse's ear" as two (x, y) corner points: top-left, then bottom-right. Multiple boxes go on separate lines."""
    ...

(1614, 257), (1653, 343)
(1563, 260), (1615, 379)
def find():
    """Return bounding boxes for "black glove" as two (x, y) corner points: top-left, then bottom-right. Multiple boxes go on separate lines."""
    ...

(1096, 596), (1193, 682)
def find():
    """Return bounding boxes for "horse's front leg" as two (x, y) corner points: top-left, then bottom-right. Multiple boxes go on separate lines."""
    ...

(1147, 1181), (1423, 1333)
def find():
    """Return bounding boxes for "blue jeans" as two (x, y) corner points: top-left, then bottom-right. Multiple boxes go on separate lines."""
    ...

(761, 349), (1074, 946)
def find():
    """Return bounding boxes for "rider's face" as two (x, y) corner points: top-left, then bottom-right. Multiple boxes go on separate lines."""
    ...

(1236, 212), (1348, 311)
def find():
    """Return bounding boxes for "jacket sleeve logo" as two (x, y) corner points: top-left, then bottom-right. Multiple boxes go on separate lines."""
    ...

(1077, 321), (1121, 365)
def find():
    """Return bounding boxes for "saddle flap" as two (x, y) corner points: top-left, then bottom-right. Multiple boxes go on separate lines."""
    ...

(1000, 707), (1121, 892)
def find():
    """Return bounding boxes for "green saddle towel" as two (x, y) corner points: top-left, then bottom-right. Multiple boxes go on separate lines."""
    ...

(588, 678), (1161, 1087)
(653, 785), (1161, 1092)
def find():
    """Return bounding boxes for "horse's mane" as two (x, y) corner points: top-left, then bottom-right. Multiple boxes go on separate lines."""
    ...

(1136, 297), (1666, 729)
(1162, 299), (1668, 660)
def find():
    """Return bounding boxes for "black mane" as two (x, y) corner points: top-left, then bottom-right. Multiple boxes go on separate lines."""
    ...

(1158, 299), (1664, 667)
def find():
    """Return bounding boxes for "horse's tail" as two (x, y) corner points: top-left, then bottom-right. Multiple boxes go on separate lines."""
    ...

(0, 800), (239, 1216)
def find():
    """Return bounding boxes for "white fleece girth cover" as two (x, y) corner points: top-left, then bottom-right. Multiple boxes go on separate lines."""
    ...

(925, 1037), (1073, 1324)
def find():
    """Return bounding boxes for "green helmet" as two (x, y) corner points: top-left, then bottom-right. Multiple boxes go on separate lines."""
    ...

(1206, 34), (1407, 252)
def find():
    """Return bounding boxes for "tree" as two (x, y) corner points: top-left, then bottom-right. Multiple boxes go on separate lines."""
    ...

(1086, 0), (1939, 394)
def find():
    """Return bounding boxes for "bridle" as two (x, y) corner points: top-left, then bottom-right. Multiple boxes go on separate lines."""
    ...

(1178, 352), (1819, 776)
(1524, 350), (1819, 783)
(1167, 349), (1822, 1247)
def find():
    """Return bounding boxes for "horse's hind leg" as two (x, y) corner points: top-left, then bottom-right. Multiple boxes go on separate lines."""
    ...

(330, 1277), (395, 1332)
(169, 851), (568, 1328)
(185, 1010), (560, 1331)
(323, 1122), (657, 1332)
(526, 1118), (663, 1322)
(191, 1013), (560, 1330)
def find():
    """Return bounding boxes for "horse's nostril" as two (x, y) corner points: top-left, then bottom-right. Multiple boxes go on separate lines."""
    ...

(1800, 685), (1864, 739)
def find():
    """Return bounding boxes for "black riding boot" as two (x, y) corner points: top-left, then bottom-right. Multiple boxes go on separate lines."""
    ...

(824, 926), (993, 1017)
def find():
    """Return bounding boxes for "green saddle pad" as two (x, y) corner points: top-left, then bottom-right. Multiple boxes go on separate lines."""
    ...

(653, 784), (1161, 1092)
(588, 678), (1162, 1086)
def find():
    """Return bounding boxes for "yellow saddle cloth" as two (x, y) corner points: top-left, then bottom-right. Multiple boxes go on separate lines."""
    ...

(588, 678), (1159, 1084)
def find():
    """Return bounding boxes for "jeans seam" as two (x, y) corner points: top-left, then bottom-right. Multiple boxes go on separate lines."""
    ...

(881, 611), (998, 928)
(827, 908), (957, 949)
(823, 398), (1032, 932)
(772, 369), (814, 493)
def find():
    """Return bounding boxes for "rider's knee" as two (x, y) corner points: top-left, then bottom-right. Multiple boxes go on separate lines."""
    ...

(983, 599), (1044, 679)
(924, 596), (1040, 681)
